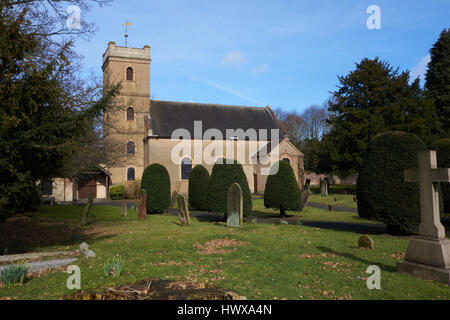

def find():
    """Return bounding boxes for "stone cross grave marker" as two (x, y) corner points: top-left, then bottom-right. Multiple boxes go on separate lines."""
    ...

(177, 194), (190, 226)
(398, 151), (450, 284)
(320, 178), (328, 197)
(227, 183), (243, 228)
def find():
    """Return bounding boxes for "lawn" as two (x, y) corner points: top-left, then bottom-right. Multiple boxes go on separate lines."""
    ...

(309, 194), (357, 209)
(0, 205), (449, 300)
(251, 199), (378, 224)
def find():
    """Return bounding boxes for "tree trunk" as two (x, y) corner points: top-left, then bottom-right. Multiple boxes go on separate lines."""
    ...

(280, 206), (286, 218)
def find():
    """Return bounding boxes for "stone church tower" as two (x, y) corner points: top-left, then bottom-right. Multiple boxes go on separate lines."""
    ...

(102, 41), (151, 185)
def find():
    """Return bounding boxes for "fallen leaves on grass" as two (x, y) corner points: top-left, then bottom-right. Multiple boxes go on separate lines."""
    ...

(391, 251), (406, 261)
(150, 260), (194, 267)
(298, 253), (336, 259)
(194, 239), (249, 255)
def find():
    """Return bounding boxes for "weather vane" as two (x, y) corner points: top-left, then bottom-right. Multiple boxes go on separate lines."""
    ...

(124, 21), (131, 47)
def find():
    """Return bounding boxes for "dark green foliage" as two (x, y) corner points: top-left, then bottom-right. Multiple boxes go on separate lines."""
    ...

(206, 159), (252, 217)
(0, 264), (28, 288)
(432, 139), (450, 213)
(426, 29), (450, 136)
(356, 131), (427, 234)
(0, 6), (118, 221)
(188, 165), (210, 211)
(109, 185), (126, 200)
(264, 161), (302, 217)
(326, 58), (440, 176)
(141, 164), (171, 213)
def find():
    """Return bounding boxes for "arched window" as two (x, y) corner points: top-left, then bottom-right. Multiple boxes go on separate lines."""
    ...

(126, 67), (134, 81)
(127, 168), (135, 181)
(127, 141), (135, 156)
(127, 107), (134, 121)
(181, 158), (192, 180)
(282, 158), (291, 164)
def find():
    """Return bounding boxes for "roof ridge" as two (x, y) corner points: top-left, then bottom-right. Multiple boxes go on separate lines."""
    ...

(150, 99), (265, 110)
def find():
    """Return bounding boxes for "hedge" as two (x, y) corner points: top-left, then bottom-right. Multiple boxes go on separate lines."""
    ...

(356, 131), (426, 234)
(264, 161), (301, 217)
(141, 163), (171, 213)
(310, 184), (356, 195)
(432, 139), (450, 214)
(206, 158), (252, 217)
(188, 165), (210, 211)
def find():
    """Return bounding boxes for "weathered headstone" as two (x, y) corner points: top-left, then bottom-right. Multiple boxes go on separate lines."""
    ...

(121, 201), (127, 218)
(177, 194), (190, 226)
(299, 185), (311, 211)
(320, 179), (328, 197)
(81, 192), (94, 226)
(358, 235), (374, 249)
(138, 190), (147, 221)
(171, 191), (178, 208)
(398, 151), (450, 285)
(227, 183), (243, 228)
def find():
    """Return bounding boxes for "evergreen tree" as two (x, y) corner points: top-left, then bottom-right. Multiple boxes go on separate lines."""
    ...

(264, 161), (301, 217)
(326, 58), (439, 176)
(426, 28), (450, 136)
(188, 165), (210, 211)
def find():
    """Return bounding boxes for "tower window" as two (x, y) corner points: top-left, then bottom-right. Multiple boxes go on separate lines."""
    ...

(127, 141), (135, 155)
(126, 67), (134, 81)
(127, 168), (135, 181)
(181, 158), (192, 180)
(127, 107), (134, 121)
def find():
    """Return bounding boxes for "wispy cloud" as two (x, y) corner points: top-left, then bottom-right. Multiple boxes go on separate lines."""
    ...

(221, 50), (248, 67)
(252, 64), (269, 74)
(410, 55), (431, 82)
(205, 80), (262, 105)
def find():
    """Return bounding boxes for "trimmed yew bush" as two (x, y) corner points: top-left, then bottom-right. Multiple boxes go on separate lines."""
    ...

(141, 163), (171, 213)
(356, 131), (427, 234)
(264, 161), (301, 217)
(206, 158), (252, 217)
(188, 165), (210, 211)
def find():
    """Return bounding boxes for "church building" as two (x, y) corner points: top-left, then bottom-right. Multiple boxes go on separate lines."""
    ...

(50, 42), (304, 201)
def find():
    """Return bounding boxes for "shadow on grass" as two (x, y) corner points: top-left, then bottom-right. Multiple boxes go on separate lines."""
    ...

(316, 246), (397, 273)
(0, 217), (117, 255)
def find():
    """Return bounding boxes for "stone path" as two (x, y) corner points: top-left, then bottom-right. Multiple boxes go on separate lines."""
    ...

(0, 251), (75, 263)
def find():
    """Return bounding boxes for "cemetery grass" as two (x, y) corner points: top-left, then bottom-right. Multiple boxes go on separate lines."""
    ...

(0, 205), (449, 300)
(251, 199), (380, 224)
(308, 194), (357, 209)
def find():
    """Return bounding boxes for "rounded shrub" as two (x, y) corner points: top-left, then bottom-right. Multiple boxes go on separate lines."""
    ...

(264, 161), (301, 217)
(356, 131), (427, 234)
(109, 185), (126, 200)
(206, 158), (252, 217)
(432, 139), (450, 213)
(188, 165), (210, 211)
(141, 163), (171, 213)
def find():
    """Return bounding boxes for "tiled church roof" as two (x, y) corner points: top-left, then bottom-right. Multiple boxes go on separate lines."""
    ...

(149, 100), (285, 141)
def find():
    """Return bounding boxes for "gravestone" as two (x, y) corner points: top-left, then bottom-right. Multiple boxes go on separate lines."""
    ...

(358, 235), (374, 249)
(299, 185), (311, 211)
(227, 183), (243, 228)
(79, 242), (96, 258)
(138, 190), (147, 221)
(177, 194), (190, 226)
(320, 179), (328, 197)
(121, 201), (127, 218)
(398, 151), (450, 285)
(171, 191), (178, 208)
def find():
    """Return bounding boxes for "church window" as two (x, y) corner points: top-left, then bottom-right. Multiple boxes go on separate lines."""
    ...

(127, 107), (134, 121)
(126, 67), (134, 81)
(127, 168), (135, 181)
(181, 158), (192, 180)
(127, 141), (135, 156)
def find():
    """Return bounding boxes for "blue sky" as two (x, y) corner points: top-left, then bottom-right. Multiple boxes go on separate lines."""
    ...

(74, 0), (450, 113)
